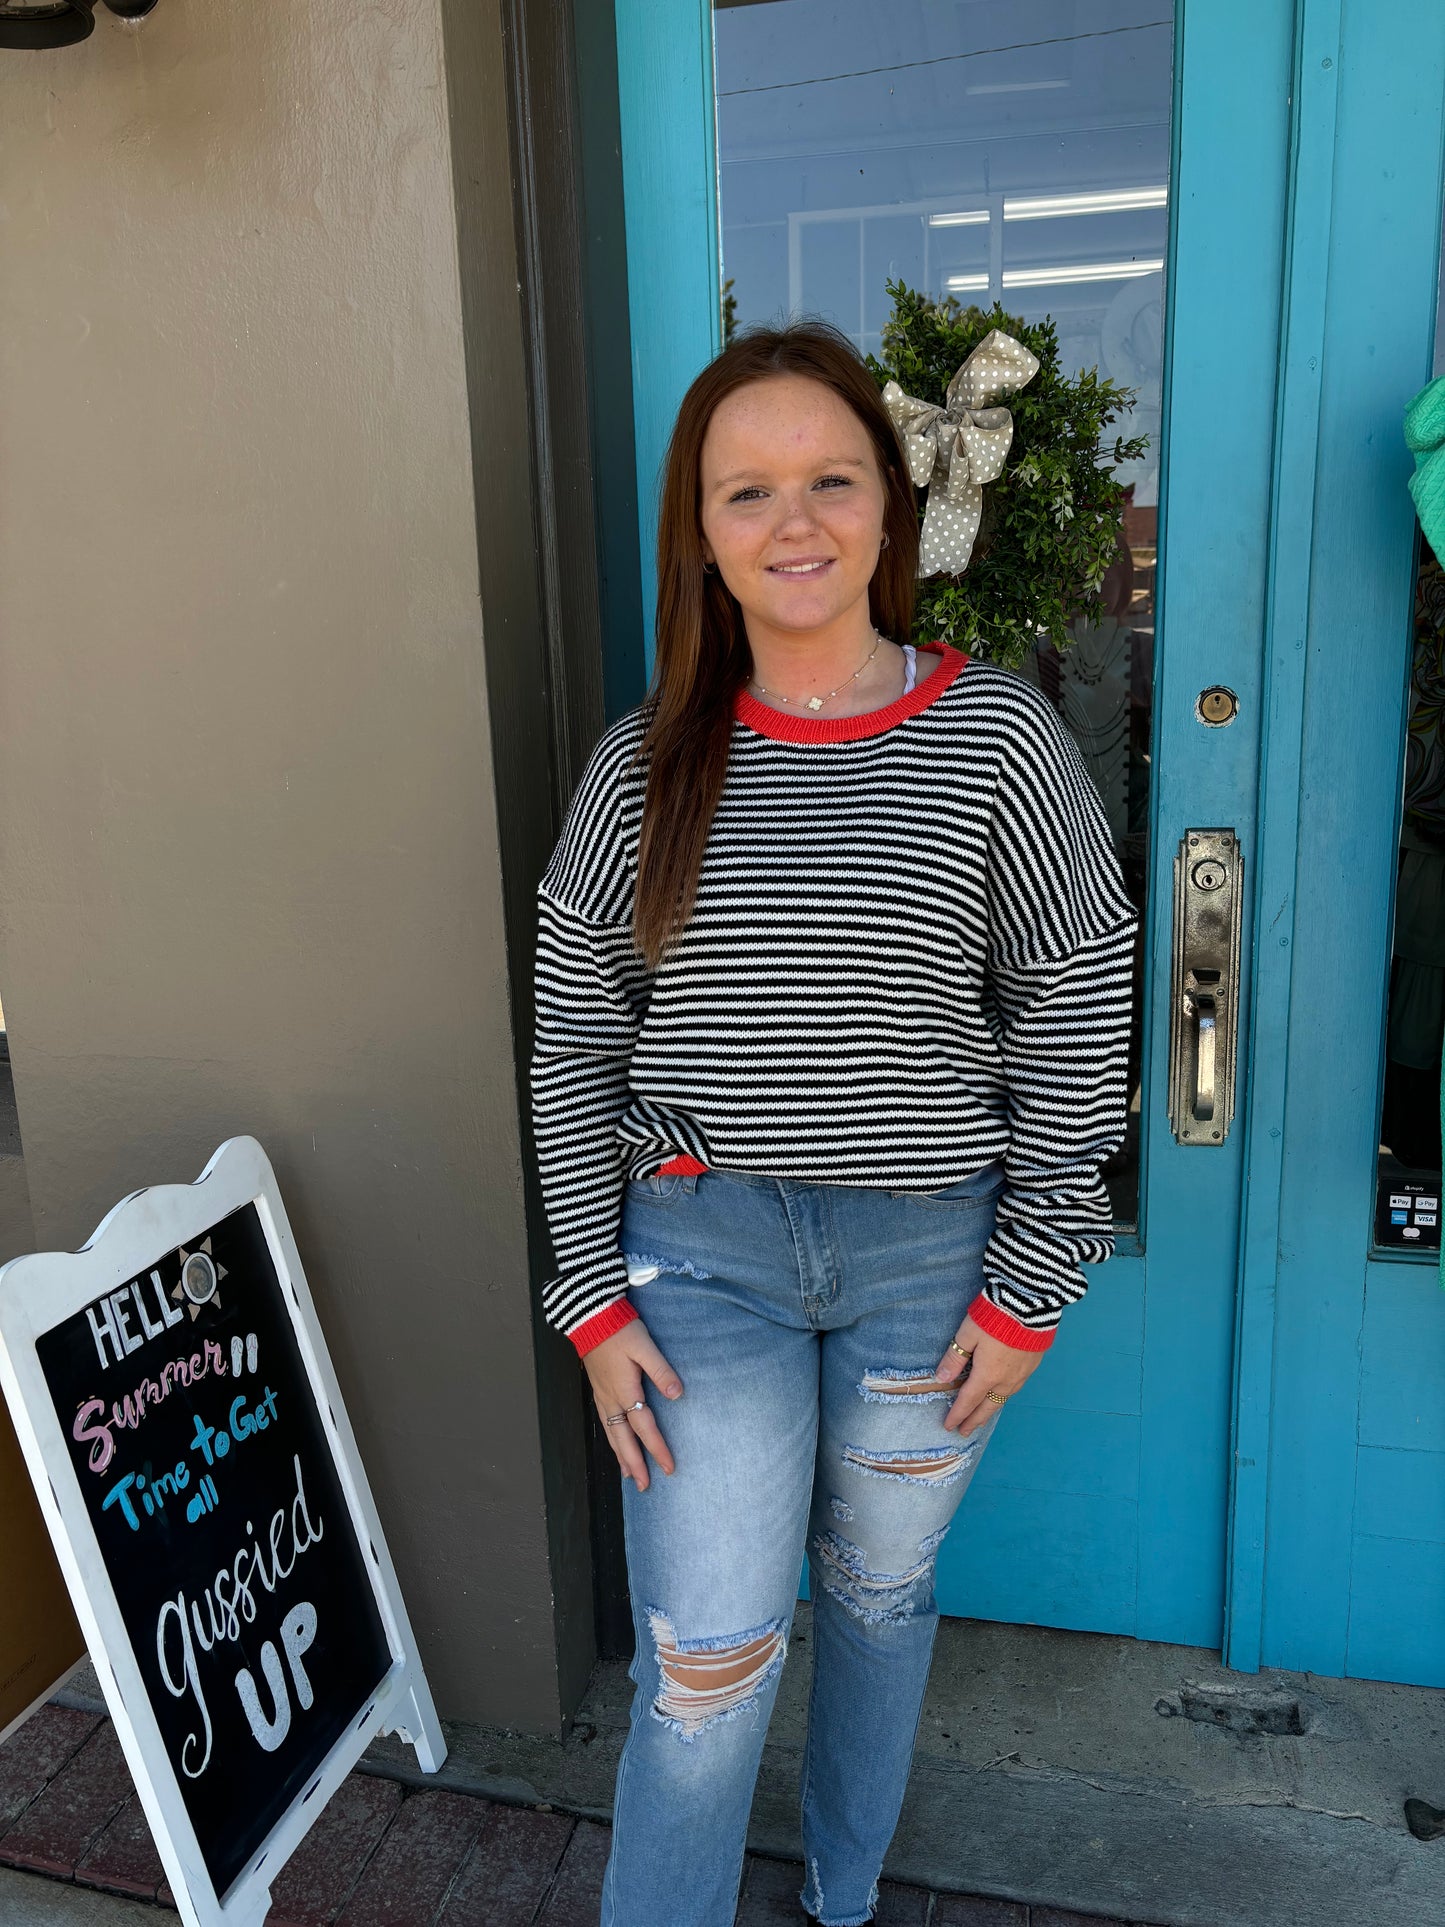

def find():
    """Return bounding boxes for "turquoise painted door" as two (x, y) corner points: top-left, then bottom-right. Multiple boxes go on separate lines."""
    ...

(606, 0), (1442, 1670)
(1225, 0), (1445, 1687)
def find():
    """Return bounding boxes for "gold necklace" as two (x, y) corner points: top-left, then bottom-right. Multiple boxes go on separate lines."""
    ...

(749, 631), (883, 712)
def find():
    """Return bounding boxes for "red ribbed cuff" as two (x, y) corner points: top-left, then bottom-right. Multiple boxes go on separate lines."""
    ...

(968, 1292), (1058, 1353)
(568, 1298), (639, 1357)
(655, 1153), (709, 1176)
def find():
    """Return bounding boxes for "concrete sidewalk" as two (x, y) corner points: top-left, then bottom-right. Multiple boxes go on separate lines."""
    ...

(0, 1857), (1095, 1927)
(1, 1866), (160, 1923)
(7, 1610), (1444, 1925)
(361, 1608), (1445, 1927)
(0, 1702), (1127, 1926)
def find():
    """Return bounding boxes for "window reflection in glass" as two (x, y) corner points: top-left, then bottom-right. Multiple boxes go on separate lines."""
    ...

(713, 0), (1173, 1226)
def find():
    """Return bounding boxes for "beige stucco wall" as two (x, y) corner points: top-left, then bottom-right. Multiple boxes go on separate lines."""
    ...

(0, 0), (572, 1729)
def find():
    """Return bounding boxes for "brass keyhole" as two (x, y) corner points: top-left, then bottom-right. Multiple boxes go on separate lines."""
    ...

(1198, 686), (1239, 726)
(1191, 859), (1227, 891)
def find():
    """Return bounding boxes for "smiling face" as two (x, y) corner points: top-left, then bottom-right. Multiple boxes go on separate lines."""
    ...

(698, 373), (888, 647)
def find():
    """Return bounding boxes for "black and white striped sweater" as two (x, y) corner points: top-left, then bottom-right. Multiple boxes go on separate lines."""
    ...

(530, 643), (1138, 1356)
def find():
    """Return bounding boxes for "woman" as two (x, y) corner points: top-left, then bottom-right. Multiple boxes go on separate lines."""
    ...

(531, 322), (1136, 1927)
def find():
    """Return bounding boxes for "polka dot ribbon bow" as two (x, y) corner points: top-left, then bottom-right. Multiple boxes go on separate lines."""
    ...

(882, 328), (1041, 577)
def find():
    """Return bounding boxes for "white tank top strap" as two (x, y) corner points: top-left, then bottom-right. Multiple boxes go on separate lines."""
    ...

(902, 642), (917, 695)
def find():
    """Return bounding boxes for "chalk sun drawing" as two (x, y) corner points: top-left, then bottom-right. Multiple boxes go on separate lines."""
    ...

(172, 1238), (228, 1321)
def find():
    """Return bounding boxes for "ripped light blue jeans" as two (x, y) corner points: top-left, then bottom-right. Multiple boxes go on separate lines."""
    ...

(603, 1161), (1004, 1927)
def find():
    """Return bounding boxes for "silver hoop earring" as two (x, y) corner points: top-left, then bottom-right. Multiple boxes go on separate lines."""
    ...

(880, 532), (890, 550)
(702, 560), (715, 574)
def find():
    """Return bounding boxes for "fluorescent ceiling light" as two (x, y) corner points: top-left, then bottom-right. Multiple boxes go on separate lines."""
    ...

(1002, 258), (1164, 287)
(1004, 187), (1168, 221)
(943, 273), (991, 292)
(931, 189), (1168, 236)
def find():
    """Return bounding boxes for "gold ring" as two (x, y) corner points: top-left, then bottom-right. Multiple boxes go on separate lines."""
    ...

(948, 1340), (973, 1362)
(984, 1390), (1009, 1406)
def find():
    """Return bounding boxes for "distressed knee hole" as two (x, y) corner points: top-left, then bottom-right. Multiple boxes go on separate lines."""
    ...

(812, 1529), (940, 1626)
(815, 1529), (931, 1591)
(623, 1251), (713, 1286)
(842, 1440), (978, 1485)
(859, 1367), (954, 1405)
(645, 1611), (786, 1738)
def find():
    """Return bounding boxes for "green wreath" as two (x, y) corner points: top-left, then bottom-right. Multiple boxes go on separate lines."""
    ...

(868, 281), (1148, 669)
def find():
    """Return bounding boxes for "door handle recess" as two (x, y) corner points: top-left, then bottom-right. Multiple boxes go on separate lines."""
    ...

(1187, 991), (1217, 1119)
(1168, 832), (1242, 1145)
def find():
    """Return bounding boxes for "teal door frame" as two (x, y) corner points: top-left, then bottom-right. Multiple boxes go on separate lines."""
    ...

(609, 0), (1445, 1675)
(614, 0), (720, 667)
(1222, 0), (1348, 1677)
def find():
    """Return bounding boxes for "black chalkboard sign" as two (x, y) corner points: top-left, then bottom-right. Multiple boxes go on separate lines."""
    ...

(38, 1201), (390, 1897)
(0, 1138), (443, 1927)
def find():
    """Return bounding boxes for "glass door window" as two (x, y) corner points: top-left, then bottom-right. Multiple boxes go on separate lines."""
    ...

(714, 0), (1173, 1227)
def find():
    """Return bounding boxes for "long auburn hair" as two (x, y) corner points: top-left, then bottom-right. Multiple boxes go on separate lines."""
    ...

(632, 321), (919, 968)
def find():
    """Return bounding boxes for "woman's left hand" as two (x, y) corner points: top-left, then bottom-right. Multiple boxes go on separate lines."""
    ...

(934, 1312), (1045, 1434)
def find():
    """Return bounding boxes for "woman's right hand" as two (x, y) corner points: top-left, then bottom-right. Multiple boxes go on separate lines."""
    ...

(583, 1319), (684, 1491)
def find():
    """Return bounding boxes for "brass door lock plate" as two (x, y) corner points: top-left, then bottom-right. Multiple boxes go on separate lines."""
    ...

(1168, 829), (1243, 1145)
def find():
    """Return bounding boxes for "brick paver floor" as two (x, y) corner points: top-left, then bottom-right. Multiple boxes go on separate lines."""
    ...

(0, 1705), (1161, 1926)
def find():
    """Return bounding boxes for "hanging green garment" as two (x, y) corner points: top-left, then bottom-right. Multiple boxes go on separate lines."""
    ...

(1406, 375), (1445, 558)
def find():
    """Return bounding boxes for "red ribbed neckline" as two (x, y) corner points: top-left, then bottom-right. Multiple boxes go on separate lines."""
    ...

(733, 641), (967, 743)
